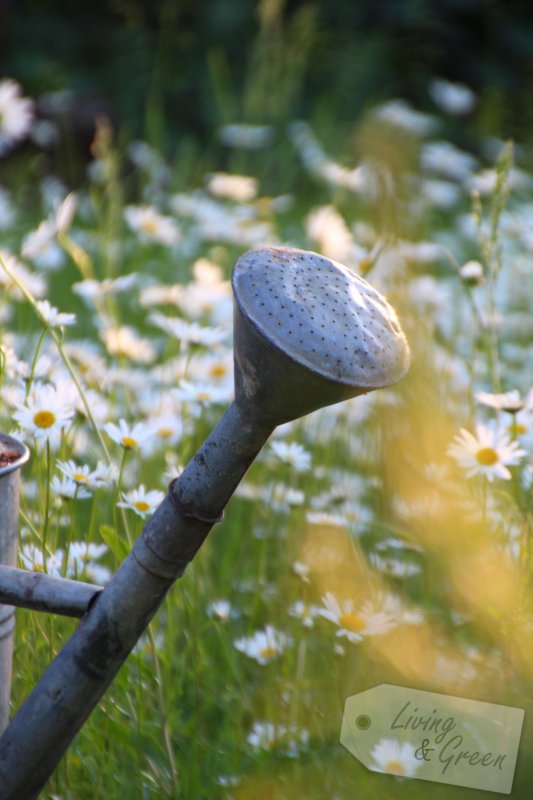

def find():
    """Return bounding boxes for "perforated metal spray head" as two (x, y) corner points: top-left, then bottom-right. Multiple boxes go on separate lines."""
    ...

(232, 246), (410, 424)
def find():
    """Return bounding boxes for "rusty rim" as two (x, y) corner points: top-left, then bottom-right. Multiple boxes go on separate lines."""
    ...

(0, 433), (30, 478)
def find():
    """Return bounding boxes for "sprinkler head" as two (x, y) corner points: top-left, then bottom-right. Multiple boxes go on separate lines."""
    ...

(232, 246), (410, 425)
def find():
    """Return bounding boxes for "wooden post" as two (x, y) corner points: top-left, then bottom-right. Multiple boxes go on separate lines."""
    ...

(0, 434), (29, 734)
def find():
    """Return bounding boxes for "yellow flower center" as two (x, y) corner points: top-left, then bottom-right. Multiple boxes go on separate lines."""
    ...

(339, 613), (366, 633)
(476, 447), (498, 466)
(33, 410), (56, 429)
(209, 363), (228, 378)
(259, 646), (277, 661)
(385, 760), (406, 776)
(121, 436), (138, 449)
(134, 500), (150, 512)
(359, 258), (373, 275)
(73, 472), (89, 483)
(512, 423), (528, 435)
(140, 218), (158, 236)
(196, 392), (211, 402)
(157, 427), (173, 439)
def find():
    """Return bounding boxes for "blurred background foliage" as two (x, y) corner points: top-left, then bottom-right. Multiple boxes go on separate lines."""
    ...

(2, 0), (533, 161)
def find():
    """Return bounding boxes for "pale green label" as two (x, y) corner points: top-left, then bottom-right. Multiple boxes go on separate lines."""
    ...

(340, 685), (524, 794)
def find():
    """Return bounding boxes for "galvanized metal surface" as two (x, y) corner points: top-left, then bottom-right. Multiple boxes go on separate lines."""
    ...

(0, 565), (102, 618)
(232, 247), (410, 424)
(0, 434), (30, 479)
(0, 247), (410, 799)
(0, 433), (30, 735)
(233, 247), (409, 390)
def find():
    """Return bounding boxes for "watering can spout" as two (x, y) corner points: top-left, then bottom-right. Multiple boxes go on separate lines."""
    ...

(231, 246), (410, 424)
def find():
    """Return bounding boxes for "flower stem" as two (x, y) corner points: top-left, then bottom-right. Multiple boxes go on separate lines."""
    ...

(25, 327), (47, 400)
(0, 253), (111, 464)
(114, 448), (132, 566)
(42, 439), (52, 573)
(147, 625), (179, 796)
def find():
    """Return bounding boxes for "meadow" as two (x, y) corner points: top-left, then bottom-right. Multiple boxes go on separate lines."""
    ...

(1, 69), (533, 799)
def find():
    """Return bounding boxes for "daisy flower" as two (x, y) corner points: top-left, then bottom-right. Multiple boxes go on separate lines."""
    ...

(475, 390), (524, 413)
(56, 459), (112, 490)
(36, 299), (76, 329)
(194, 352), (234, 384)
(103, 419), (153, 450)
(65, 542), (110, 584)
(371, 738), (420, 777)
(19, 544), (62, 576)
(459, 260), (484, 286)
(147, 414), (183, 449)
(306, 510), (348, 527)
(511, 410), (533, 449)
(124, 204), (181, 246)
(269, 483), (305, 512)
(21, 192), (77, 269)
(101, 325), (156, 364)
(369, 553), (422, 579)
(429, 78), (476, 116)
(14, 354), (52, 383)
(0, 250), (47, 299)
(149, 312), (227, 347)
(270, 441), (312, 472)
(0, 78), (34, 155)
(21, 220), (64, 270)
(306, 204), (358, 263)
(234, 625), (291, 665)
(73, 273), (137, 302)
(447, 423), (526, 481)
(206, 599), (234, 621)
(319, 592), (396, 643)
(173, 379), (229, 408)
(67, 542), (107, 565)
(140, 282), (183, 308)
(373, 99), (436, 136)
(91, 460), (118, 487)
(13, 385), (73, 442)
(206, 172), (258, 203)
(292, 560), (311, 583)
(56, 460), (94, 486)
(247, 721), (309, 757)
(377, 593), (424, 626)
(51, 475), (91, 500)
(288, 600), (320, 628)
(217, 123), (273, 149)
(117, 485), (165, 518)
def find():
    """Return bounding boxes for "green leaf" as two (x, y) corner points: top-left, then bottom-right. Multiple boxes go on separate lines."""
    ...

(99, 524), (129, 563)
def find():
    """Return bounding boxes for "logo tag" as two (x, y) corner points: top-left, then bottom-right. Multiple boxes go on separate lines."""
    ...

(340, 684), (524, 794)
